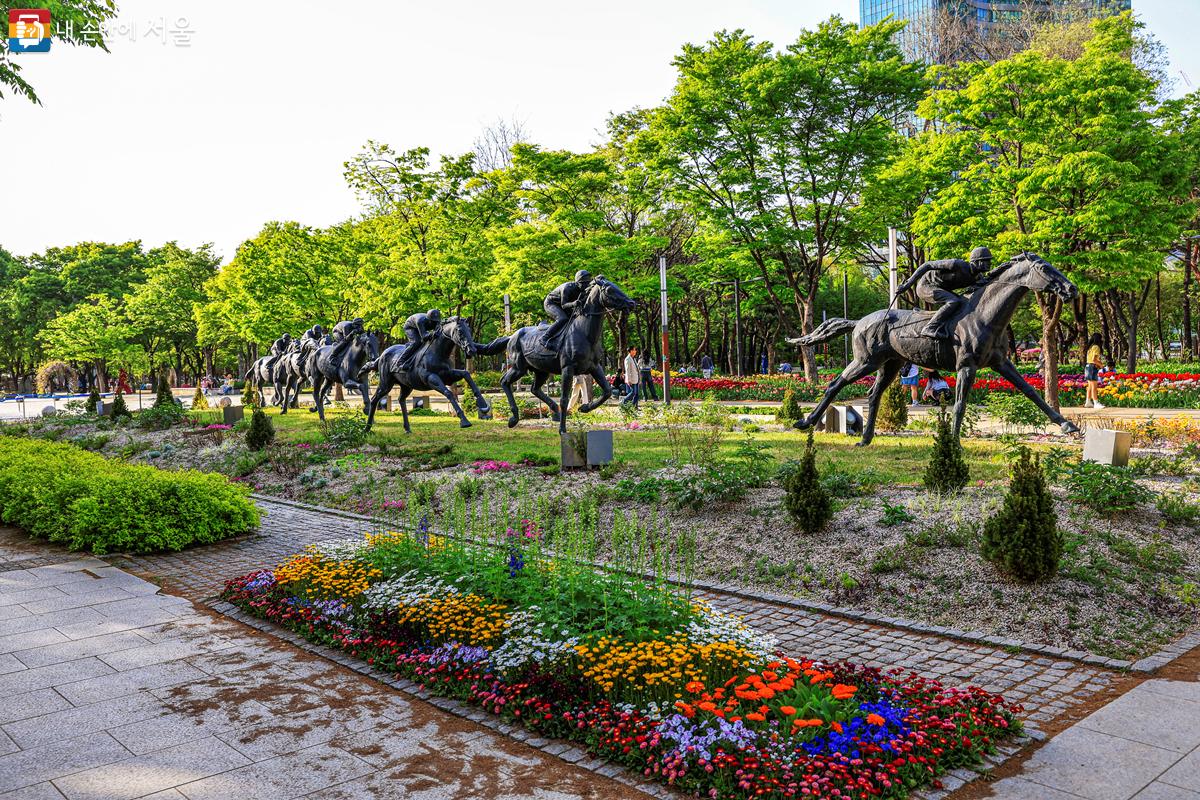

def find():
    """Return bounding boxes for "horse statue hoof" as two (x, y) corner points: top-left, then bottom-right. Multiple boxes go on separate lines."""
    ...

(1061, 420), (1081, 435)
(793, 418), (812, 431)
(507, 416), (519, 429)
(459, 419), (472, 429)
(478, 409), (493, 420)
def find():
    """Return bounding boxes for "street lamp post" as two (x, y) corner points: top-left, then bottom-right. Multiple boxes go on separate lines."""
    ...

(659, 255), (671, 405)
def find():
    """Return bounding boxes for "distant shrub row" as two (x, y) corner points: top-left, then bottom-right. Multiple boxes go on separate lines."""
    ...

(0, 437), (259, 554)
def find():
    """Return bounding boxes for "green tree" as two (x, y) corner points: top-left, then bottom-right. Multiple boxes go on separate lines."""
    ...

(923, 409), (969, 493)
(38, 295), (139, 392)
(1, 1), (116, 104)
(125, 243), (220, 382)
(783, 430), (834, 533)
(982, 448), (1062, 581)
(645, 18), (924, 379)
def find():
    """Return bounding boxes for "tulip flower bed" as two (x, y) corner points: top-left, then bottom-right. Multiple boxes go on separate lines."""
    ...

(222, 518), (1021, 799)
(660, 370), (1200, 408)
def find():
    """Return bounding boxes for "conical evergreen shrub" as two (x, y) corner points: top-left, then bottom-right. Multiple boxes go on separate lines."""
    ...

(85, 387), (101, 415)
(982, 447), (1061, 581)
(242, 380), (257, 409)
(246, 406), (275, 451)
(153, 373), (174, 408)
(776, 385), (803, 425)
(110, 389), (131, 419)
(784, 429), (833, 534)
(191, 385), (209, 411)
(922, 407), (969, 492)
(876, 380), (909, 433)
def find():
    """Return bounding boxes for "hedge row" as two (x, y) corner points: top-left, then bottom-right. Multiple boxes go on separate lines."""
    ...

(0, 437), (259, 554)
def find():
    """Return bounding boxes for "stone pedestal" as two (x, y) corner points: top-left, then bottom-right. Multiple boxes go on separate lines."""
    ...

(218, 397), (232, 408)
(1083, 428), (1131, 467)
(222, 405), (244, 426)
(560, 434), (586, 469)
(586, 430), (614, 466)
(823, 404), (863, 435)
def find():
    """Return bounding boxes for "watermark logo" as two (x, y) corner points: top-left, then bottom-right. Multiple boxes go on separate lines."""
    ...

(8, 8), (51, 53)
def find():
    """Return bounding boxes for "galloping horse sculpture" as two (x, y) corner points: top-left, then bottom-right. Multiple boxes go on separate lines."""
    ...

(495, 276), (637, 434)
(362, 316), (497, 432)
(246, 352), (287, 408)
(792, 252), (1081, 446)
(276, 337), (321, 414)
(309, 331), (379, 422)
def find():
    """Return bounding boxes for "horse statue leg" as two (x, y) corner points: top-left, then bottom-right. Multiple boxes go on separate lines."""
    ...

(499, 361), (528, 428)
(579, 364), (613, 413)
(798, 359), (878, 431)
(858, 360), (903, 447)
(397, 385), (413, 433)
(427, 373), (471, 428)
(311, 374), (327, 422)
(993, 359), (1080, 434)
(952, 365), (977, 438)
(558, 366), (574, 435)
(366, 369), (394, 432)
(448, 367), (492, 420)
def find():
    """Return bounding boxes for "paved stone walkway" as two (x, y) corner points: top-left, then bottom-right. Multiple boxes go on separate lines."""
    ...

(0, 549), (648, 799)
(986, 679), (1200, 799)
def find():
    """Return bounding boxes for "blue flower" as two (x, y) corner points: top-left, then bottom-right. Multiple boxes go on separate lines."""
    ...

(801, 701), (910, 759)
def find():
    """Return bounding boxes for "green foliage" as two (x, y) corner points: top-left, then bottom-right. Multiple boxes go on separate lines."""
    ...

(982, 448), (1062, 581)
(1062, 462), (1152, 512)
(246, 407), (276, 451)
(0, 437), (258, 554)
(135, 402), (184, 431)
(109, 390), (131, 420)
(1156, 492), (1200, 527)
(922, 409), (969, 493)
(783, 430), (833, 534)
(879, 501), (915, 527)
(153, 373), (174, 408)
(84, 388), (101, 415)
(776, 386), (803, 424)
(985, 392), (1046, 431)
(242, 380), (258, 409)
(191, 385), (209, 411)
(322, 412), (369, 449)
(876, 381), (909, 433)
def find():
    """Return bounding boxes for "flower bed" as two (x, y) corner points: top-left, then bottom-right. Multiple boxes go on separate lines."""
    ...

(222, 518), (1021, 799)
(659, 370), (1200, 408)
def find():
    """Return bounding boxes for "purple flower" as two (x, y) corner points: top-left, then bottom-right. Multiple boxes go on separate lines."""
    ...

(658, 714), (758, 762)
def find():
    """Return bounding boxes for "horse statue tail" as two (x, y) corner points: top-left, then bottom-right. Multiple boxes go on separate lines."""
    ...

(474, 335), (510, 356)
(788, 318), (857, 347)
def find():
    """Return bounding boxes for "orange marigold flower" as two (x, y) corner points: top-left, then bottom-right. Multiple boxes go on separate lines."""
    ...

(831, 721), (844, 733)
(831, 683), (858, 700)
(762, 670), (779, 682)
(697, 701), (717, 712)
(745, 713), (766, 722)
(674, 701), (695, 718)
(867, 713), (886, 726)
(780, 705), (797, 716)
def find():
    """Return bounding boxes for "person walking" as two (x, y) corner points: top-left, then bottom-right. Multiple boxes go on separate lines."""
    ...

(900, 362), (920, 406)
(639, 353), (657, 401)
(700, 353), (714, 379)
(1084, 333), (1105, 409)
(622, 347), (641, 409)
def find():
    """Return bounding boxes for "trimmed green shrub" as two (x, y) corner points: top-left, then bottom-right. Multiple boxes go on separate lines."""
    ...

(110, 390), (131, 420)
(876, 381), (909, 433)
(923, 409), (969, 493)
(242, 380), (258, 409)
(191, 385), (209, 411)
(136, 402), (185, 430)
(982, 447), (1062, 581)
(153, 373), (174, 408)
(783, 429), (833, 534)
(85, 388), (101, 415)
(246, 407), (276, 451)
(0, 437), (258, 554)
(323, 412), (369, 449)
(776, 385), (802, 425)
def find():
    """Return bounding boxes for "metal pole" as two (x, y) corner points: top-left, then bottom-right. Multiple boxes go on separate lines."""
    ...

(734, 276), (743, 378)
(659, 255), (670, 405)
(842, 271), (849, 364)
(503, 293), (511, 334)
(888, 227), (899, 304)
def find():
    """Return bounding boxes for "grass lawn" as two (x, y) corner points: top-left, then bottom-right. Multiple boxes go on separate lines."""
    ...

(255, 406), (1014, 484)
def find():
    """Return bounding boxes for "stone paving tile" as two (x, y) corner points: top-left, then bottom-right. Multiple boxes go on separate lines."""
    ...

(53, 660), (209, 706)
(1077, 689), (1200, 754)
(0, 733), (130, 794)
(0, 689), (73, 726)
(20, 588), (140, 616)
(0, 654), (26, 676)
(1158, 749), (1200, 793)
(0, 608), (106, 639)
(1, 691), (166, 749)
(105, 699), (276, 756)
(174, 742), (375, 800)
(0, 587), (67, 609)
(95, 635), (238, 672)
(52, 736), (251, 800)
(1133, 784), (1200, 800)
(0, 658), (115, 697)
(14, 630), (154, 670)
(0, 783), (69, 800)
(0, 629), (68, 656)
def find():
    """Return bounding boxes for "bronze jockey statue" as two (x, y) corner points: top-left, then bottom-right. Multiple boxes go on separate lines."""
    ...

(540, 269), (592, 349)
(396, 309), (443, 371)
(896, 246), (993, 339)
(269, 333), (292, 357)
(301, 324), (327, 350)
(326, 318), (364, 363)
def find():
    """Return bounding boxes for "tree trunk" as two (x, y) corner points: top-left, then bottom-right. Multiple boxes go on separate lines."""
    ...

(1155, 273), (1166, 362)
(1073, 294), (1088, 368)
(95, 359), (109, 393)
(1037, 294), (1062, 411)
(801, 288), (818, 382)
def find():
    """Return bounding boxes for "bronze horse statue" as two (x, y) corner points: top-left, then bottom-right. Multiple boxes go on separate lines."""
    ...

(494, 276), (636, 434)
(793, 252), (1081, 445)
(362, 316), (496, 432)
(309, 330), (379, 422)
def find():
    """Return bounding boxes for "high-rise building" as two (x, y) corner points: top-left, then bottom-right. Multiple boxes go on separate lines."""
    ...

(860, 0), (1132, 63)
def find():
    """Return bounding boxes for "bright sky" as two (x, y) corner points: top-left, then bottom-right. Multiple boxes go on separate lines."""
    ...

(3, 0), (1196, 262)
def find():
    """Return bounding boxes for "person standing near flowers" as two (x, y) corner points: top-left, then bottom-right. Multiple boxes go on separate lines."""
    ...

(1085, 333), (1105, 409)
(623, 347), (641, 408)
(900, 362), (920, 406)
